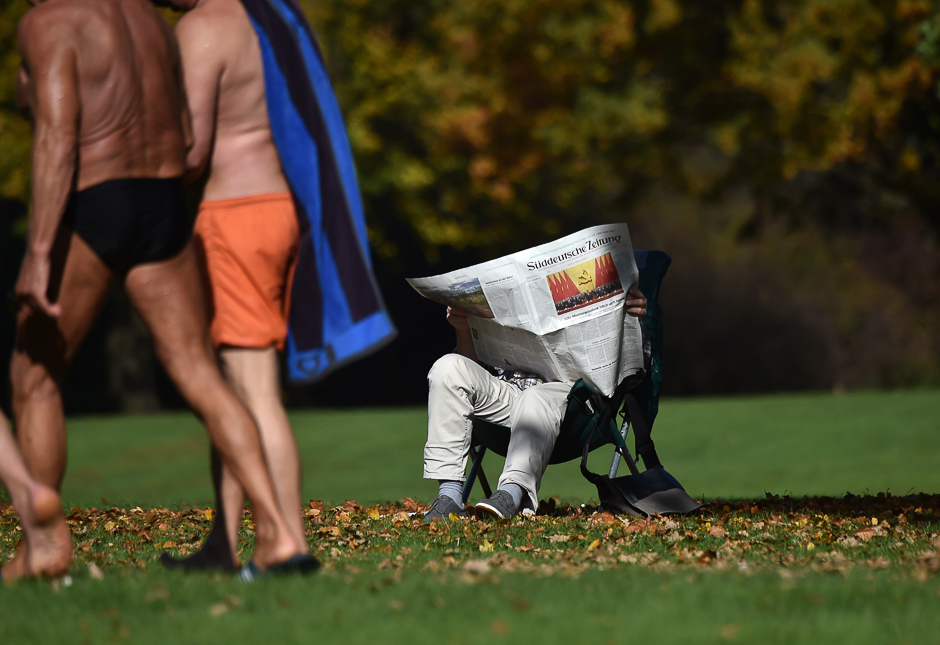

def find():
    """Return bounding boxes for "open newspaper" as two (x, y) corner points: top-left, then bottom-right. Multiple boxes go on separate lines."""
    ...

(407, 224), (643, 397)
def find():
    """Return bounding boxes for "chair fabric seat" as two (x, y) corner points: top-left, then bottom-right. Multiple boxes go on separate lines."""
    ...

(471, 416), (610, 466)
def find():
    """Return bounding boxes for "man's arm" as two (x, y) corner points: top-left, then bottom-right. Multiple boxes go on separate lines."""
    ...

(175, 13), (223, 184)
(14, 12), (81, 318)
(447, 307), (478, 362)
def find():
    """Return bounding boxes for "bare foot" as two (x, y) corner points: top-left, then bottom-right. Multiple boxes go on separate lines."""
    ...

(250, 521), (308, 572)
(1, 540), (30, 580)
(31, 484), (62, 525)
(2, 484), (73, 580)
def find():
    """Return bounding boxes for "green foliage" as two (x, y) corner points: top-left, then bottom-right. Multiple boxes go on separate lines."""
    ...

(303, 0), (940, 254)
(0, 1), (30, 207)
(301, 0), (940, 390)
(1, 1), (939, 394)
(917, 9), (940, 98)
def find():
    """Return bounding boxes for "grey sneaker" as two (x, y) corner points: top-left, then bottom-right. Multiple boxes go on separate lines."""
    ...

(474, 489), (518, 520)
(423, 495), (468, 522)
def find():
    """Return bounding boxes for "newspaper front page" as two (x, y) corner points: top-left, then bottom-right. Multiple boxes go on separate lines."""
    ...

(407, 224), (643, 396)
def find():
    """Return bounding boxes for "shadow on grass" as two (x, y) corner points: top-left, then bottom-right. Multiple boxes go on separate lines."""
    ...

(534, 492), (939, 523)
(696, 492), (940, 523)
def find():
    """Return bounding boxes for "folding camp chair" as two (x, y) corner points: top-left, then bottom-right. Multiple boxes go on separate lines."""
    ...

(461, 250), (700, 517)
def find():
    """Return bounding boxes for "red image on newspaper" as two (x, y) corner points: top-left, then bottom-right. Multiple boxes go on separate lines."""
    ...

(548, 252), (624, 315)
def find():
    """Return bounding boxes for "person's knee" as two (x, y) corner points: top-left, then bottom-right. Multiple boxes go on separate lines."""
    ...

(428, 354), (476, 392)
(159, 342), (225, 406)
(10, 352), (62, 403)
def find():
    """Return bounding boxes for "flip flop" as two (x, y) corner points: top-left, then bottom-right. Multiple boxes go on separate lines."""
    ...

(238, 554), (320, 582)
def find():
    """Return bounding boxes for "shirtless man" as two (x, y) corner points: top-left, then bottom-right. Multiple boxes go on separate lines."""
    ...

(9, 0), (316, 578)
(157, 0), (305, 571)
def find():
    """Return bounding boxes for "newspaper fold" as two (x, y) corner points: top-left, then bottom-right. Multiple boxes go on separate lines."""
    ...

(407, 224), (643, 396)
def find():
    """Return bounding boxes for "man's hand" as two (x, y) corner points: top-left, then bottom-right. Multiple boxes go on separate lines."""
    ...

(626, 287), (647, 320)
(15, 250), (61, 318)
(447, 306), (478, 361)
(446, 306), (471, 330)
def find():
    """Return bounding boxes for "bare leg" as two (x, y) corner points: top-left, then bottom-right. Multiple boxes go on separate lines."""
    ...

(220, 347), (304, 545)
(124, 245), (305, 570)
(7, 232), (109, 578)
(0, 412), (73, 580)
(165, 348), (305, 569)
(11, 232), (113, 489)
(159, 446), (239, 571)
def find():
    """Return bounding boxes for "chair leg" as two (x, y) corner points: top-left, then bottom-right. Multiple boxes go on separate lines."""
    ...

(609, 418), (640, 477)
(463, 445), (492, 503)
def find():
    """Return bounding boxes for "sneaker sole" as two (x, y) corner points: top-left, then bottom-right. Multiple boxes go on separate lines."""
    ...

(474, 502), (508, 520)
(423, 511), (467, 523)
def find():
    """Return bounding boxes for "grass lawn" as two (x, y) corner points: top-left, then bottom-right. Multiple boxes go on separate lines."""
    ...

(2, 388), (939, 644)
(57, 388), (940, 507)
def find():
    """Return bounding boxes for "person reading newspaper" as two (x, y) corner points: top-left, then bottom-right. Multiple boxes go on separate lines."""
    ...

(422, 289), (648, 521)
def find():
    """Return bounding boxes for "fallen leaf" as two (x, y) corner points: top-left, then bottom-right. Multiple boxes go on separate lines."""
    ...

(710, 526), (727, 538)
(145, 585), (169, 602)
(87, 563), (104, 580)
(368, 509), (381, 521)
(490, 620), (511, 635)
(916, 551), (940, 572)
(464, 560), (490, 574)
(479, 539), (495, 553)
(209, 603), (228, 617)
(855, 528), (876, 542)
(318, 526), (342, 538)
(549, 534), (570, 543)
(587, 539), (600, 551)
(720, 624), (739, 639)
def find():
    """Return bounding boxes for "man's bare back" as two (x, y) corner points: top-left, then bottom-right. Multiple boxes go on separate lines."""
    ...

(8, 0), (315, 579)
(18, 0), (189, 192)
(175, 0), (288, 199)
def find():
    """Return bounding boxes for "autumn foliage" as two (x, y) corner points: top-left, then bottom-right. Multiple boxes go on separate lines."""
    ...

(1, 1), (940, 405)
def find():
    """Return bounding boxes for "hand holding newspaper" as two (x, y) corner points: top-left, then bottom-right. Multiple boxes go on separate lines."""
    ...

(407, 224), (644, 397)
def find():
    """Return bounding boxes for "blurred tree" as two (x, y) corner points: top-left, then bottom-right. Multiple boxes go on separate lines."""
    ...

(0, 0), (938, 410)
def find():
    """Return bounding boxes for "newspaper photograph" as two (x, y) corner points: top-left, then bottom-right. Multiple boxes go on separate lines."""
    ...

(407, 224), (644, 396)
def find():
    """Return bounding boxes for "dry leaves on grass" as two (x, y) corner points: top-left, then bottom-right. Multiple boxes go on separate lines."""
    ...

(0, 492), (938, 579)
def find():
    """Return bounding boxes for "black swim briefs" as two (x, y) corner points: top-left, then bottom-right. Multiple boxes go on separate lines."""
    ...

(63, 176), (190, 273)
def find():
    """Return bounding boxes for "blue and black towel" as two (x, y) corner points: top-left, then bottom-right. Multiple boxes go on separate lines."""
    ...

(240, 0), (396, 383)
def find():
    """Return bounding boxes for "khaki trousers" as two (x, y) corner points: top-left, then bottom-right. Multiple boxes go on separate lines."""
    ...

(423, 353), (571, 510)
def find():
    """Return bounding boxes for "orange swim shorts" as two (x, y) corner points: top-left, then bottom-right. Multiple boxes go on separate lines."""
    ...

(193, 192), (299, 351)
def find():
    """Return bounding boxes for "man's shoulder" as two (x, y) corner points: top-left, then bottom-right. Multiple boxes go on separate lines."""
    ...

(18, 0), (85, 44)
(176, 0), (249, 42)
